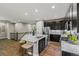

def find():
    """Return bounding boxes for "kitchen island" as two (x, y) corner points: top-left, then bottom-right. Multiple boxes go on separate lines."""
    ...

(21, 34), (48, 56)
(61, 36), (79, 56)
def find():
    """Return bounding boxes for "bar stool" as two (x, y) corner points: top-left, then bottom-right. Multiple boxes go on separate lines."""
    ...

(19, 40), (26, 45)
(21, 42), (33, 56)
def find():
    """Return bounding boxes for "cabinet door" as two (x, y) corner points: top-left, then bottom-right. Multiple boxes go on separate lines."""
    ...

(60, 21), (66, 30)
(38, 38), (45, 54)
(50, 34), (60, 42)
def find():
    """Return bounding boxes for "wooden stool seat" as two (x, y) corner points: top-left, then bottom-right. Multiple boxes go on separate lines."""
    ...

(22, 43), (33, 49)
(21, 42), (33, 56)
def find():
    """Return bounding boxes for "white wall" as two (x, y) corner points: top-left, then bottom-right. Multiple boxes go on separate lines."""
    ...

(6, 23), (33, 39)
(0, 22), (7, 39)
(27, 24), (32, 32)
(6, 23), (15, 39)
(36, 21), (44, 34)
(15, 23), (27, 33)
(0, 22), (15, 39)
(15, 23), (32, 33)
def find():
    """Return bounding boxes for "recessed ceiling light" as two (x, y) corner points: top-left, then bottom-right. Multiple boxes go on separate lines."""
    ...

(35, 9), (38, 13)
(25, 12), (28, 16)
(51, 5), (55, 9)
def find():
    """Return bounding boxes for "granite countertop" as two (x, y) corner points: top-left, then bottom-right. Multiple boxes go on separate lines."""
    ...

(21, 34), (47, 43)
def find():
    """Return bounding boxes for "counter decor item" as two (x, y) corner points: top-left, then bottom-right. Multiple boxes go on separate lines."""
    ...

(69, 35), (77, 41)
(32, 26), (36, 36)
(68, 34), (79, 44)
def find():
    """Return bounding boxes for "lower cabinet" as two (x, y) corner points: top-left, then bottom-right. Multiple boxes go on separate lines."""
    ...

(62, 51), (78, 56)
(38, 38), (45, 54)
(50, 34), (60, 42)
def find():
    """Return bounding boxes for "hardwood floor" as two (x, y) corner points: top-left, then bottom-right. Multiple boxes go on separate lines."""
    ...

(40, 41), (62, 56)
(0, 39), (22, 56)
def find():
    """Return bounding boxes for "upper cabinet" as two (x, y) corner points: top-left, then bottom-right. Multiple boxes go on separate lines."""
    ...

(44, 21), (65, 30)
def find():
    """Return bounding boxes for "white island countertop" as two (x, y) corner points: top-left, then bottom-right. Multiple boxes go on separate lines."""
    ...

(21, 34), (47, 43)
(61, 41), (79, 55)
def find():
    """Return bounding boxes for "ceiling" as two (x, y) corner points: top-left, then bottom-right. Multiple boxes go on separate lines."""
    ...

(0, 3), (71, 23)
